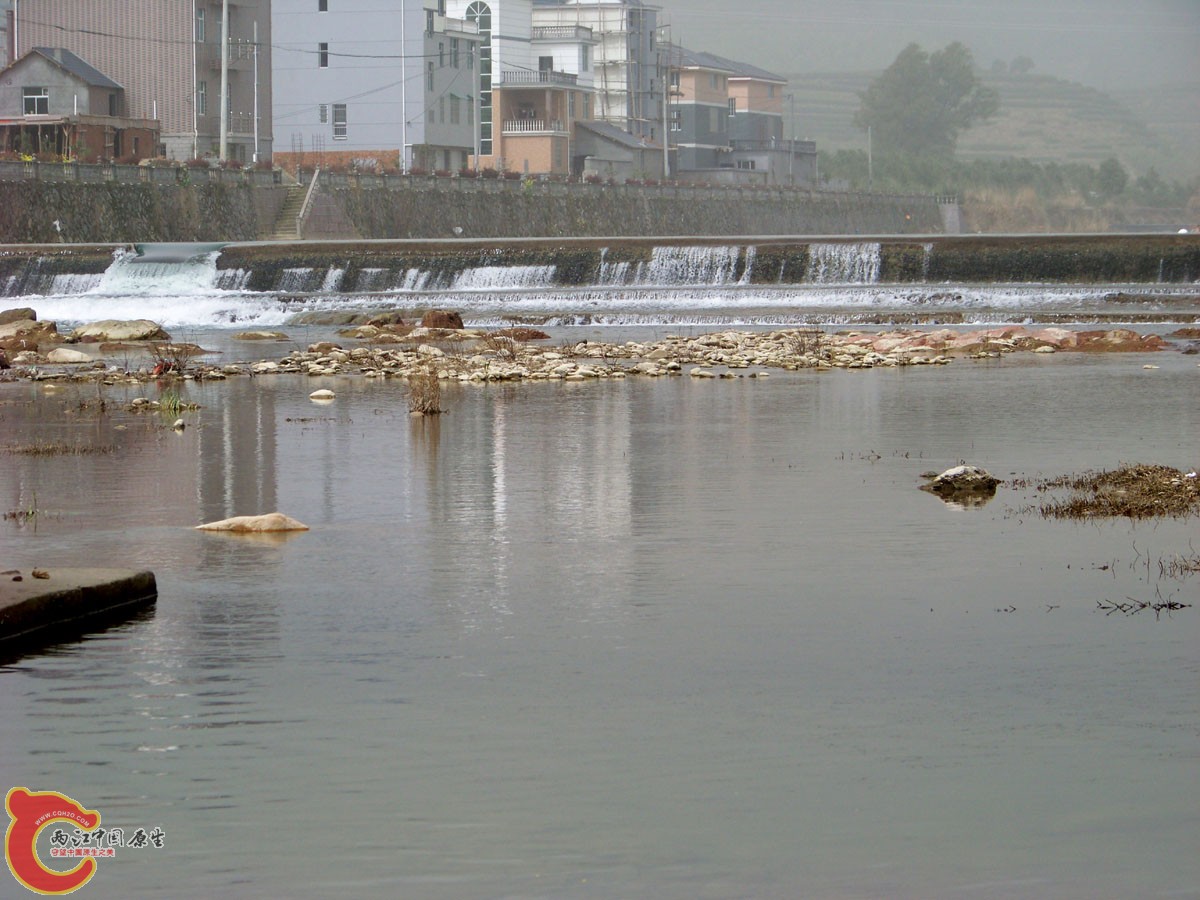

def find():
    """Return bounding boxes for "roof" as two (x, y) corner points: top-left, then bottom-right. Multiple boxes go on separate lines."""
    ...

(28, 48), (123, 90)
(576, 119), (661, 150)
(667, 44), (786, 83)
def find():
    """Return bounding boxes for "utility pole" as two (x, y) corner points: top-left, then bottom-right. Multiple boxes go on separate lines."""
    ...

(252, 19), (259, 163)
(218, 0), (229, 160)
(867, 124), (872, 189)
(787, 92), (795, 184)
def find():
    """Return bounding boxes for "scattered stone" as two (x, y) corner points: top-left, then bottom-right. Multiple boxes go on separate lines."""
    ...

(31, 569), (49, 579)
(173, 418), (186, 430)
(46, 348), (92, 364)
(420, 310), (464, 329)
(196, 512), (310, 533)
(309, 389), (336, 401)
(0, 307), (37, 326)
(234, 331), (290, 341)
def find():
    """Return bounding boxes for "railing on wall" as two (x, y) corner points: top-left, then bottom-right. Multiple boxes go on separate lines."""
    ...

(0, 159), (283, 186)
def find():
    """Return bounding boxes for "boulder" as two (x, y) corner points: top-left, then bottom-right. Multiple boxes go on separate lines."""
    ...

(46, 348), (93, 364)
(71, 319), (170, 342)
(233, 331), (290, 341)
(921, 464), (1001, 500)
(0, 307), (37, 326)
(420, 309), (464, 329)
(196, 512), (309, 533)
(0, 318), (58, 345)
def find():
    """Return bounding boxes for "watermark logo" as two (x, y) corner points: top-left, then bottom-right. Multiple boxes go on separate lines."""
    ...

(5, 788), (164, 895)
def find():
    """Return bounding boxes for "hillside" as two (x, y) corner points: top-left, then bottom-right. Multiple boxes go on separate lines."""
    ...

(784, 71), (1198, 181)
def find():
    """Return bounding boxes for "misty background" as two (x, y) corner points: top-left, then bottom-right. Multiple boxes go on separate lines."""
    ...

(666, 0), (1198, 91)
(664, 0), (1199, 181)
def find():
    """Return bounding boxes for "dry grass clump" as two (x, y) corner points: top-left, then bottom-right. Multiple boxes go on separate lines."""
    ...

(407, 371), (442, 415)
(4, 441), (117, 456)
(1039, 464), (1199, 520)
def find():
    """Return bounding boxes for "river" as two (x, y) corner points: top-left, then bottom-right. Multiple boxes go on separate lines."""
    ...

(1, 253), (1198, 898)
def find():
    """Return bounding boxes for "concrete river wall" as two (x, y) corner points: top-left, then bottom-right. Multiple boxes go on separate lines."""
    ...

(1, 234), (1197, 298)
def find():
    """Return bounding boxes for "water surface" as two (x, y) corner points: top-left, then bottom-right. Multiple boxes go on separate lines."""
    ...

(1, 345), (1197, 898)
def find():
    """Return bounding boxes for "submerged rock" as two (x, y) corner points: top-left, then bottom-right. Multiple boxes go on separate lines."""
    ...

(921, 464), (1001, 504)
(196, 513), (310, 533)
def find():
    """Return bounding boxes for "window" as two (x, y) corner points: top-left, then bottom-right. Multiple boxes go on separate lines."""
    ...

(569, 91), (576, 119)
(737, 159), (756, 170)
(438, 96), (445, 124)
(581, 45), (589, 70)
(709, 107), (718, 132)
(768, 84), (775, 98)
(450, 96), (461, 124)
(728, 98), (736, 117)
(669, 70), (679, 91)
(196, 8), (205, 42)
(439, 42), (445, 67)
(539, 55), (554, 73)
(318, 104), (328, 123)
(318, 43), (329, 68)
(197, 81), (207, 115)
(23, 87), (49, 116)
(426, 10), (435, 34)
(670, 108), (681, 131)
(468, 95), (474, 125)
(426, 62), (434, 92)
(451, 38), (459, 67)
(319, 0), (328, 9)
(709, 73), (717, 89)
(109, 93), (119, 116)
(332, 103), (347, 139)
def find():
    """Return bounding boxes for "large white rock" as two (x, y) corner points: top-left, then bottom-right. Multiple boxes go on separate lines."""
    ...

(46, 348), (93, 363)
(196, 512), (310, 533)
(71, 319), (170, 341)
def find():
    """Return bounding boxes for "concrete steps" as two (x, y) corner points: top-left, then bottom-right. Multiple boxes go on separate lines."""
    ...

(263, 184), (307, 240)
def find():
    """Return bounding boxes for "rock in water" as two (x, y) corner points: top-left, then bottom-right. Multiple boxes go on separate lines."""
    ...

(196, 513), (310, 533)
(71, 319), (170, 342)
(922, 464), (1000, 498)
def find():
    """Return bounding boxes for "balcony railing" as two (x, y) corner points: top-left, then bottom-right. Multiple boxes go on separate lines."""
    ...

(502, 118), (567, 135)
(730, 139), (818, 154)
(495, 69), (578, 87)
(532, 26), (593, 41)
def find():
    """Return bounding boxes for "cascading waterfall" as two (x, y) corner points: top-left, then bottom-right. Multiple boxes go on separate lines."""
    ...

(95, 247), (222, 295)
(635, 245), (745, 285)
(450, 265), (558, 290)
(805, 242), (882, 284)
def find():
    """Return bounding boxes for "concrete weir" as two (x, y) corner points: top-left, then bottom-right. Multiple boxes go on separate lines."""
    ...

(0, 568), (157, 655)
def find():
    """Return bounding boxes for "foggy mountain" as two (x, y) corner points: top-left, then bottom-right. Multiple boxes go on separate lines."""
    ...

(663, 0), (1199, 93)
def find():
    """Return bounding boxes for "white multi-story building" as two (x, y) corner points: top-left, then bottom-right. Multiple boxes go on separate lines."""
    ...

(532, 0), (663, 145)
(445, 0), (595, 175)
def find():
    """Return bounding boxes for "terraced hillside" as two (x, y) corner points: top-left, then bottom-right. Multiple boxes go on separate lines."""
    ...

(784, 71), (1197, 180)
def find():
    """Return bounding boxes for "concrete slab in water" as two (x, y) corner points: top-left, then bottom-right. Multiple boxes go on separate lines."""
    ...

(0, 568), (157, 652)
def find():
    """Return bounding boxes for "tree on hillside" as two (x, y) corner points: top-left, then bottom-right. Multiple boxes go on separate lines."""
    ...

(854, 42), (999, 158)
(1096, 157), (1128, 199)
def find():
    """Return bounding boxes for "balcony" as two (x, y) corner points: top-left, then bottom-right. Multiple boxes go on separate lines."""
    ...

(532, 26), (594, 42)
(495, 69), (578, 87)
(502, 119), (567, 135)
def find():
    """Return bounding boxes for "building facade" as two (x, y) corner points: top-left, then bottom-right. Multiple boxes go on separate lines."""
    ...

(532, 0), (664, 150)
(0, 47), (159, 159)
(12, 0), (272, 162)
(446, 0), (595, 176)
(667, 44), (815, 185)
(273, 0), (480, 175)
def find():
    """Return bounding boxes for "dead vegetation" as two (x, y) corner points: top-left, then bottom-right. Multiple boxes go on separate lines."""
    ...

(1034, 464), (1199, 520)
(407, 371), (442, 415)
(3, 441), (116, 456)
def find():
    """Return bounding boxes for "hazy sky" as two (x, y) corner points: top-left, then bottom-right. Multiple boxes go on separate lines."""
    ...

(663, 0), (1200, 91)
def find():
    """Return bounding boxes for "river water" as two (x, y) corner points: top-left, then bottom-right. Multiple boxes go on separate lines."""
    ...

(1, 263), (1199, 898)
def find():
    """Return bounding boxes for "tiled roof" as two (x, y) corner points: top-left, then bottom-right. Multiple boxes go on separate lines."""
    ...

(577, 119), (660, 150)
(667, 44), (785, 83)
(30, 47), (122, 90)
